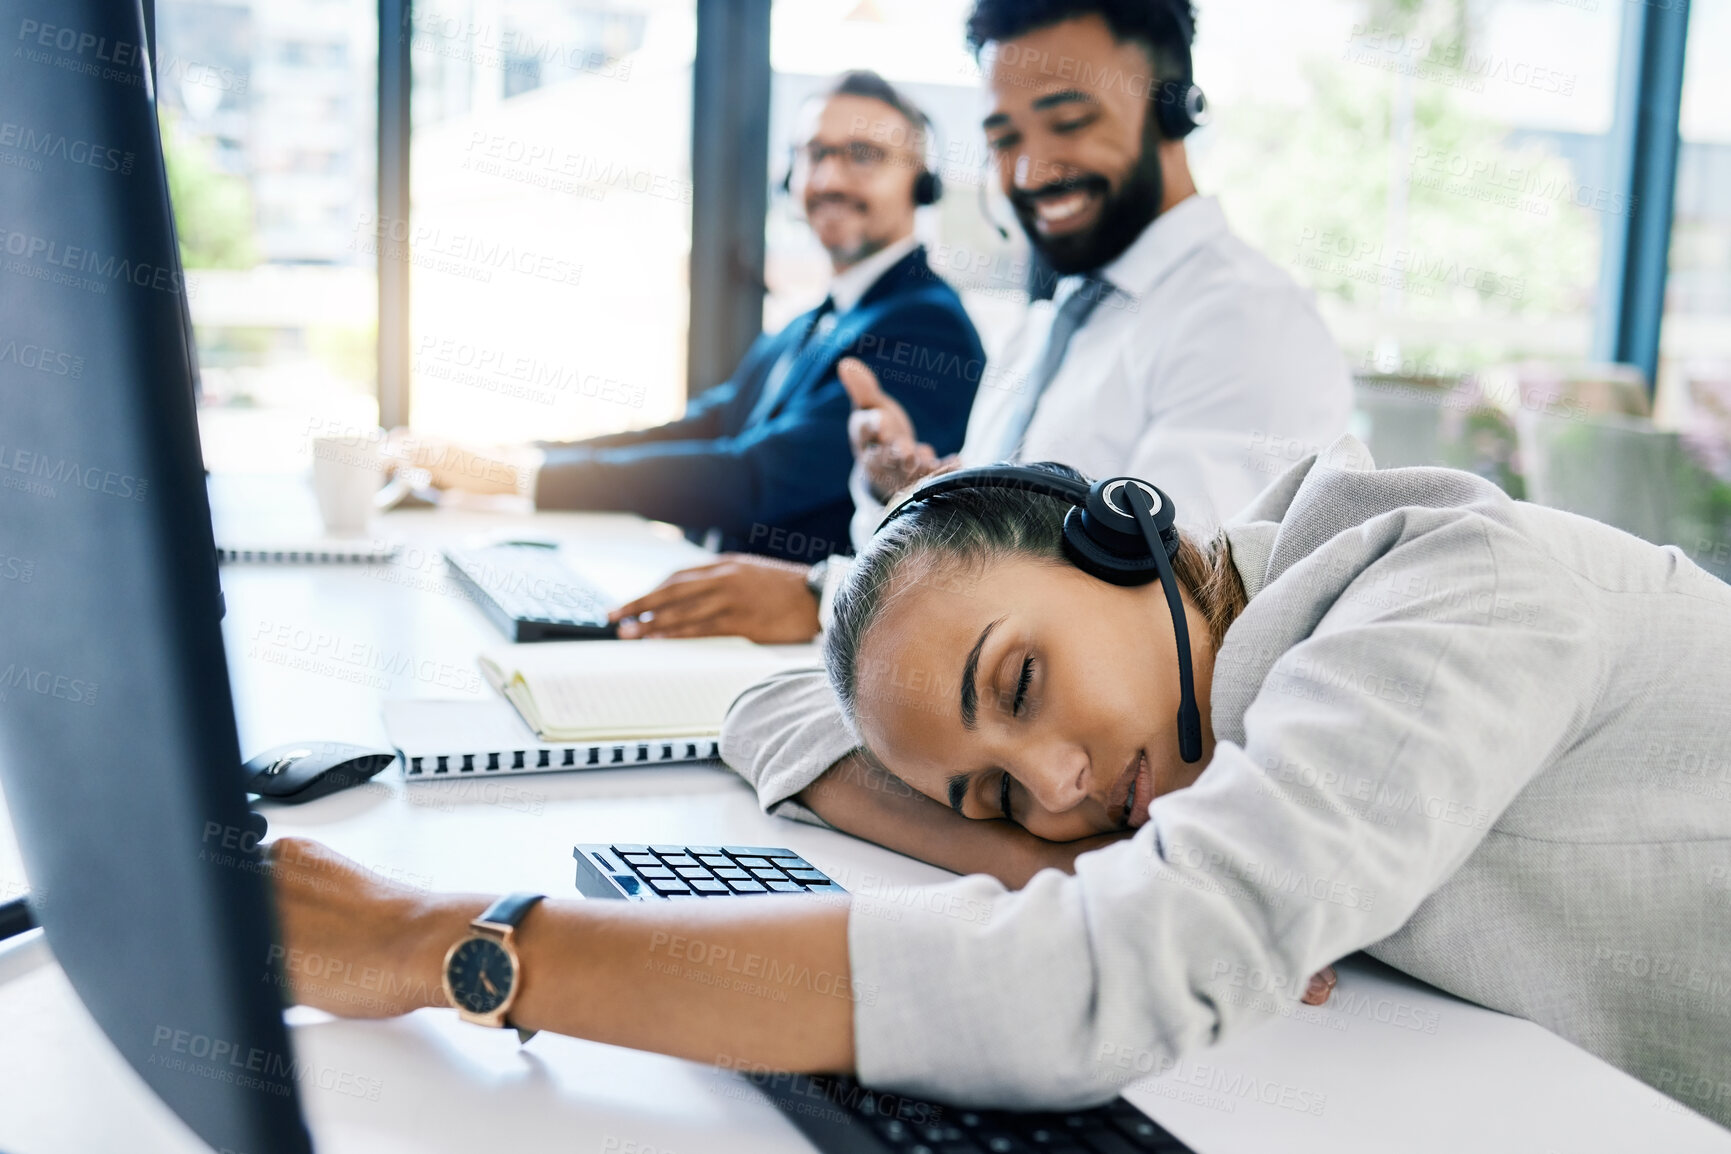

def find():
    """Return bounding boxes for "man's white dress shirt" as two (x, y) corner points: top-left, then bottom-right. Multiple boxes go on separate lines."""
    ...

(847, 194), (1352, 549)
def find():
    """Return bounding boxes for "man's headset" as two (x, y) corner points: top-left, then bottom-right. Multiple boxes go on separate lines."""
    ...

(877, 464), (1204, 764)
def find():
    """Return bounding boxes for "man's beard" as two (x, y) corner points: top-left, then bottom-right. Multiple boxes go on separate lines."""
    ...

(809, 194), (890, 268)
(1010, 115), (1165, 276)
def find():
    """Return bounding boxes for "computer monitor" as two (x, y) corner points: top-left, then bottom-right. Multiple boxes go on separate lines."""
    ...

(0, 1), (312, 1150)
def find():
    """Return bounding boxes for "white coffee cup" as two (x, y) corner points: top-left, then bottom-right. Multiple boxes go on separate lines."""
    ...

(311, 433), (386, 536)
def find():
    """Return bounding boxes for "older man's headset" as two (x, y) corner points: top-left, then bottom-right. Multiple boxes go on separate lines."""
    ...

(877, 465), (1204, 764)
(975, 3), (1211, 239)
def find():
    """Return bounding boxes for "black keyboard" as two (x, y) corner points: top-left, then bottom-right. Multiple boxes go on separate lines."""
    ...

(748, 1072), (1194, 1154)
(573, 843), (846, 900)
(442, 542), (617, 641)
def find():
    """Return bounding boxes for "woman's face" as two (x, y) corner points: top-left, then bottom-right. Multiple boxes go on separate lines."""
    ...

(851, 553), (1217, 841)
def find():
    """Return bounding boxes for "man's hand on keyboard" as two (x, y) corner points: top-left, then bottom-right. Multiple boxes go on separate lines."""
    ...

(611, 554), (821, 643)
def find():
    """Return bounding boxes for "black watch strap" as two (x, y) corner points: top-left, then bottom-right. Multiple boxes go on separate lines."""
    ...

(476, 891), (544, 929)
(473, 892), (544, 1044)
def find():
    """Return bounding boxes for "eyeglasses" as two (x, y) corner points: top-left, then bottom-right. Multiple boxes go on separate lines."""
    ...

(794, 139), (898, 174)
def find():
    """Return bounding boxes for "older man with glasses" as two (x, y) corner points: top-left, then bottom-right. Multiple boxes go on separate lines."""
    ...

(394, 72), (984, 643)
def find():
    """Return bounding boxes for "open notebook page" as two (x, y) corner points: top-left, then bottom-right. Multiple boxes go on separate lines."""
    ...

(479, 637), (820, 742)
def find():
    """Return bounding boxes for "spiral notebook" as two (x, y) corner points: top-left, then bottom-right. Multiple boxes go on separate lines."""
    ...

(216, 537), (400, 564)
(383, 697), (729, 778)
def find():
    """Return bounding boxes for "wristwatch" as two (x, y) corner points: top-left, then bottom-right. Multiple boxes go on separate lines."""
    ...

(804, 557), (829, 603)
(442, 892), (545, 1043)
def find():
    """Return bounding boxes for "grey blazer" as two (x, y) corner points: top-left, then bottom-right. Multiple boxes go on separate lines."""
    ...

(718, 435), (1731, 1124)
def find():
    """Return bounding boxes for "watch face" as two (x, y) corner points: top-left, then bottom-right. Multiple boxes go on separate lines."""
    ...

(446, 937), (515, 1015)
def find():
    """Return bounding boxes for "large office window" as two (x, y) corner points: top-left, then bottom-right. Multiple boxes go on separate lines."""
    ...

(1191, 0), (1620, 379)
(407, 0), (696, 446)
(157, 0), (379, 472)
(766, 0), (1029, 356)
(1663, 0), (1731, 403)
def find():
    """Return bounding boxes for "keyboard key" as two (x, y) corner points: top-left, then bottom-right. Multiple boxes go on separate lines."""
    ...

(1106, 1110), (1173, 1148)
(649, 845), (689, 856)
(1068, 1125), (1139, 1154)
(749, 866), (787, 880)
(787, 869), (828, 883)
(764, 880), (802, 893)
(661, 855), (700, 869)
(803, 881), (847, 893)
(732, 856), (773, 870)
(647, 877), (691, 895)
(636, 866), (675, 880)
(674, 865), (712, 879)
(611, 844), (652, 856)
(690, 879), (729, 895)
(714, 867), (750, 880)
(726, 879), (767, 893)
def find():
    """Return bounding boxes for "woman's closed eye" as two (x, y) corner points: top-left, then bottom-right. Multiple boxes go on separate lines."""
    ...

(1012, 655), (1035, 715)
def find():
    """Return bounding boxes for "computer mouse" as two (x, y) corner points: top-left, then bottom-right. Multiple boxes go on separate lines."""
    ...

(243, 741), (397, 804)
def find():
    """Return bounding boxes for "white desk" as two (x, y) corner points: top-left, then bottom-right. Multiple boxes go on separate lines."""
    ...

(1, 479), (1727, 1154)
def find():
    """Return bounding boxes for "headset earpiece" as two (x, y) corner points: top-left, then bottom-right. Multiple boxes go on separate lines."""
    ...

(1153, 80), (1209, 140)
(1059, 478), (1177, 585)
(913, 167), (942, 207)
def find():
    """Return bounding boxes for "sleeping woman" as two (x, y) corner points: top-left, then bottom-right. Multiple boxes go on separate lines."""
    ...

(270, 435), (1731, 1126)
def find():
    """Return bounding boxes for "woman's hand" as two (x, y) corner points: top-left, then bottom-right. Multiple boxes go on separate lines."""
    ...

(268, 837), (483, 1019)
(269, 838), (856, 1070)
(1301, 965), (1338, 1006)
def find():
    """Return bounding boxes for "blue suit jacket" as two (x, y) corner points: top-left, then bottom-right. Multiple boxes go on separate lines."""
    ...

(535, 246), (983, 561)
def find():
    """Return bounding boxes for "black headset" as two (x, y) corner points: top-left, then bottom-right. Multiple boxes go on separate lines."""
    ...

(1152, 78), (1209, 140)
(877, 464), (1204, 764)
(1153, 0), (1210, 140)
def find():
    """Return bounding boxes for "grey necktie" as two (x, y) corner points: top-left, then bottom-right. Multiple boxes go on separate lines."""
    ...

(992, 274), (1113, 461)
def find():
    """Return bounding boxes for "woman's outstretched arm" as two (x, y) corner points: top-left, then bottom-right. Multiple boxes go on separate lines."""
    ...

(798, 752), (1132, 889)
(270, 837), (856, 1071)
